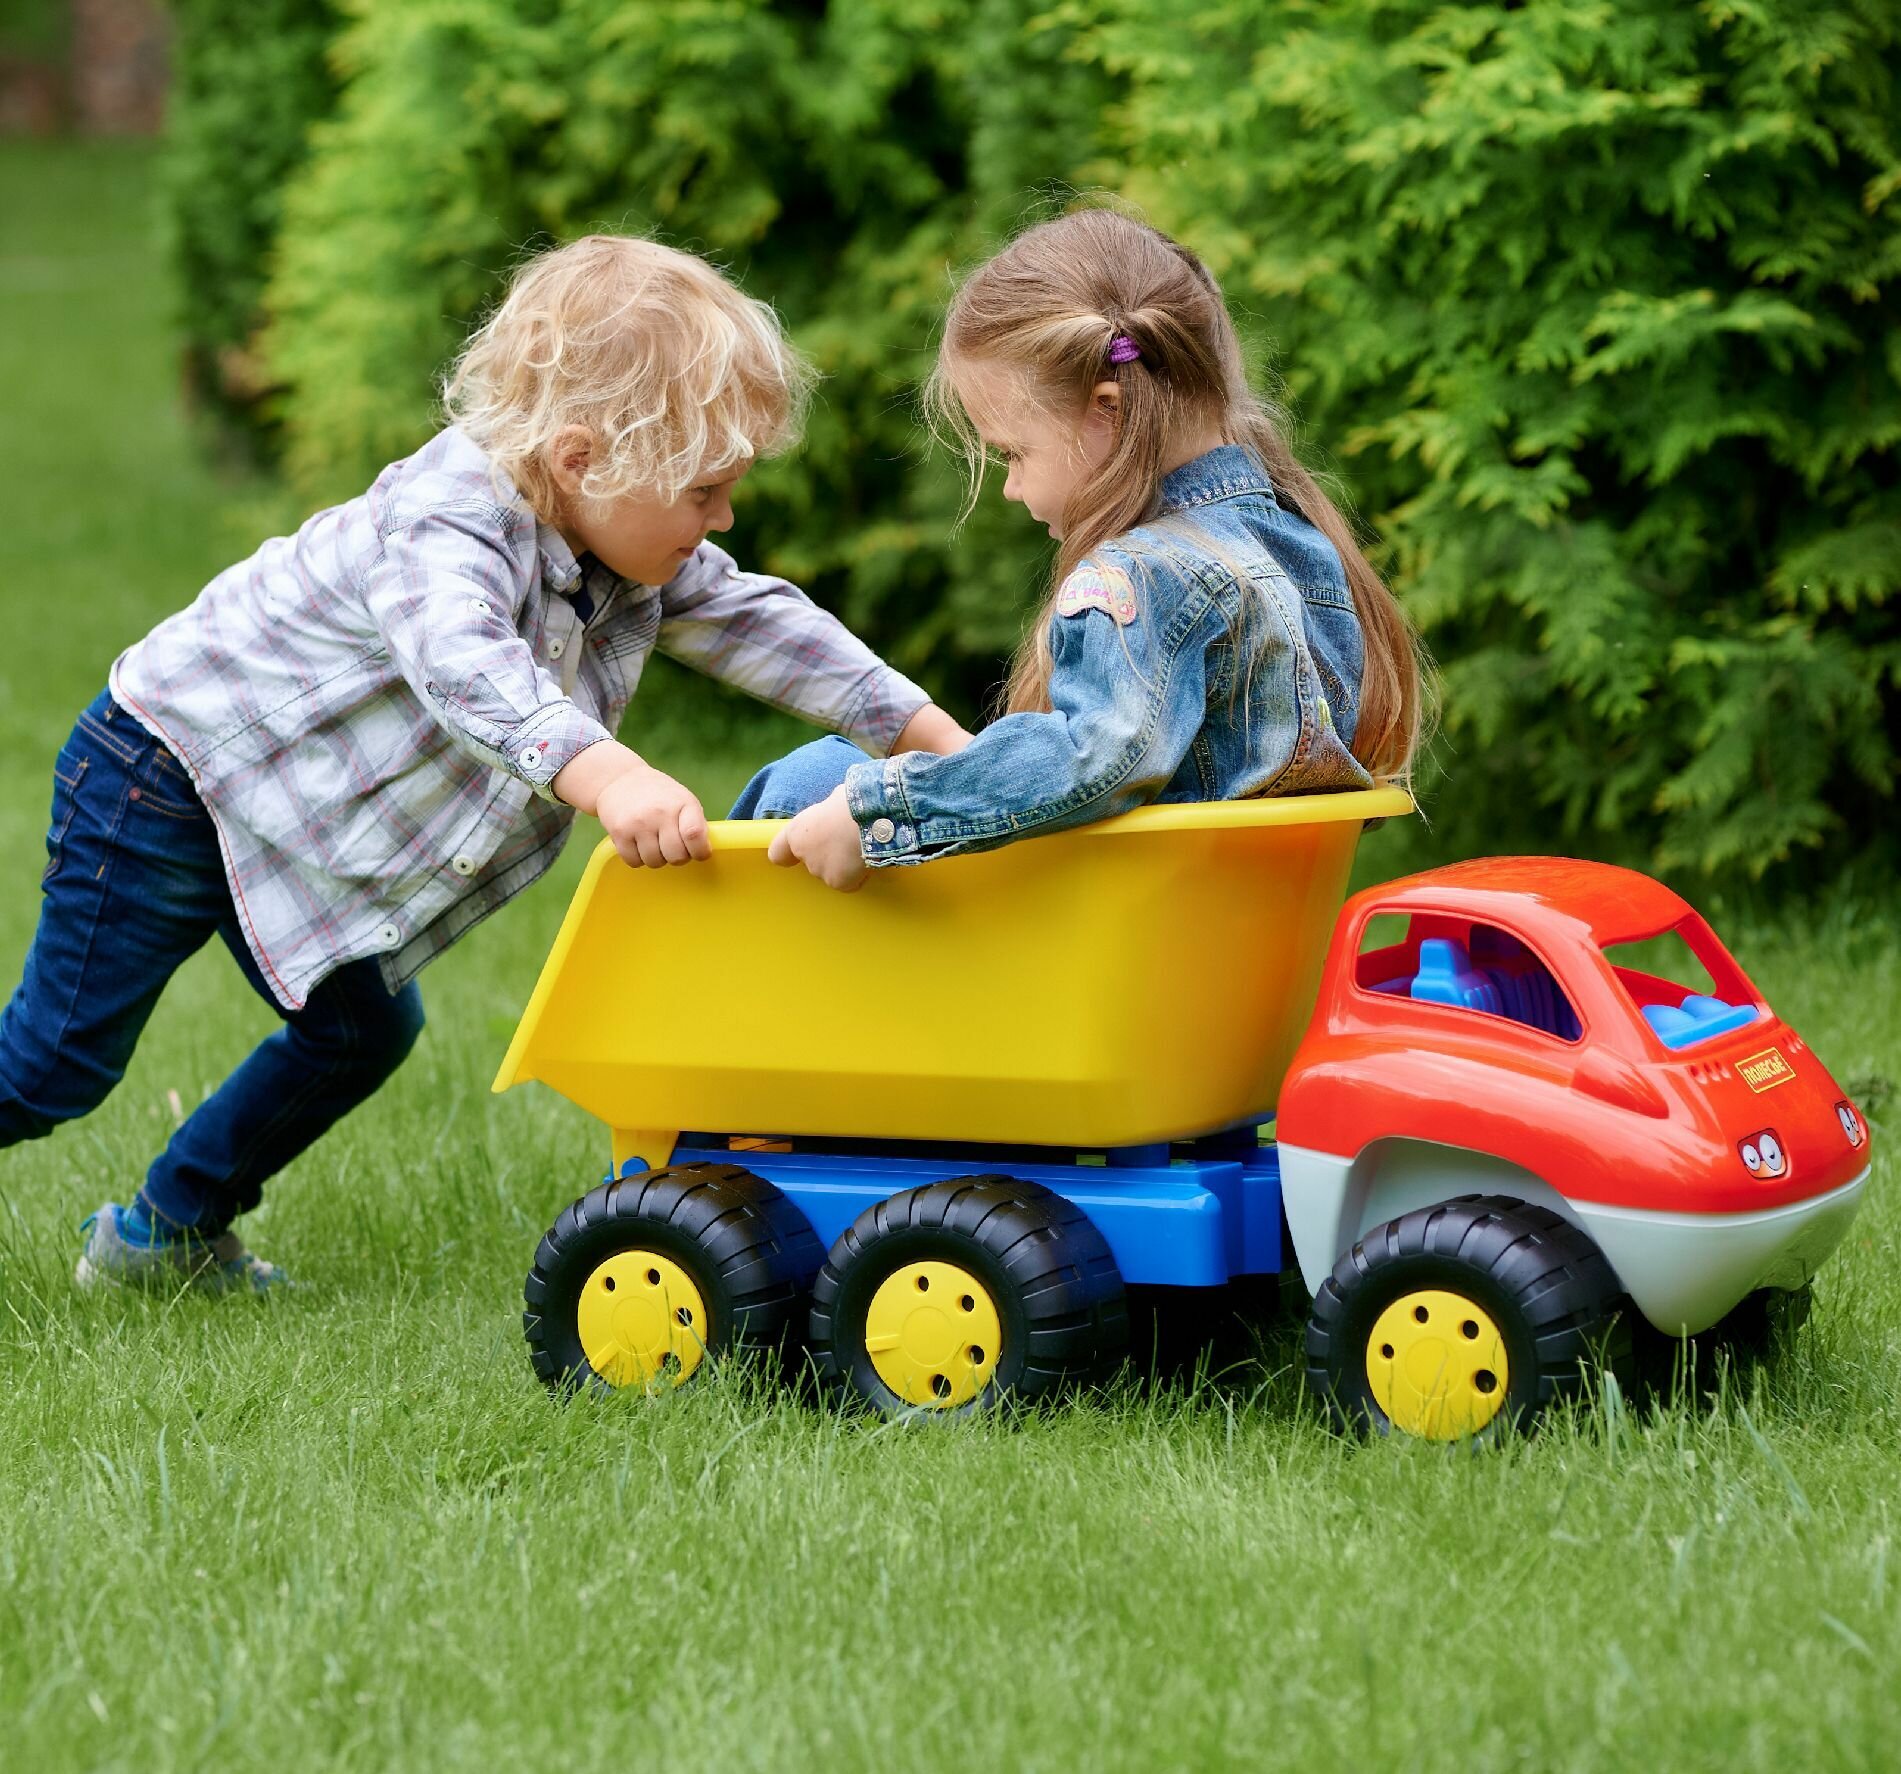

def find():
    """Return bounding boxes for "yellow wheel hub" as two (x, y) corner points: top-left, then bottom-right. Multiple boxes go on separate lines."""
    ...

(1366, 1288), (1510, 1440)
(863, 1259), (1001, 1408)
(575, 1249), (709, 1390)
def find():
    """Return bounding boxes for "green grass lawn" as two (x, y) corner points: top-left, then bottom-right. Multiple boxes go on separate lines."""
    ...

(1, 143), (1897, 1773)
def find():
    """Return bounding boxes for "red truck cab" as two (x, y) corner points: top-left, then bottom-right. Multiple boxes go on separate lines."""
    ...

(1278, 858), (1869, 1360)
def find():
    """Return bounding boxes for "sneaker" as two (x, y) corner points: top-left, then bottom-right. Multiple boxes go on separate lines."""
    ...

(74, 1202), (294, 1294)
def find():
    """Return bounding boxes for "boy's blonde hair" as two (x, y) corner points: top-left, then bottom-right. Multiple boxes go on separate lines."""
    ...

(443, 234), (815, 517)
(927, 208), (1427, 784)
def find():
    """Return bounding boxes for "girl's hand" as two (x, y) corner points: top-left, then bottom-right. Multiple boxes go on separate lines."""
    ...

(594, 761), (712, 868)
(766, 786), (868, 891)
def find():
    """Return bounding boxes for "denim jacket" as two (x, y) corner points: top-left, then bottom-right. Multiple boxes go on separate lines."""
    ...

(843, 444), (1372, 864)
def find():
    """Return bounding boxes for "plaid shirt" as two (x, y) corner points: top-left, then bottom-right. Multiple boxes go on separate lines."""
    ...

(110, 426), (929, 1009)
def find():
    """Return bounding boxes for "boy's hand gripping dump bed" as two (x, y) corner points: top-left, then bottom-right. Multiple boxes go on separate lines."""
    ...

(594, 761), (712, 869)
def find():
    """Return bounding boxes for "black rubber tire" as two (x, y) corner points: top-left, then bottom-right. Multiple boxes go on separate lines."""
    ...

(525, 1162), (823, 1393)
(1631, 1281), (1814, 1400)
(809, 1175), (1128, 1418)
(1304, 1194), (1630, 1440)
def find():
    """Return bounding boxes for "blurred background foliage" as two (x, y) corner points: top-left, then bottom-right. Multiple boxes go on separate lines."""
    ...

(158, 0), (1899, 886)
(161, 0), (340, 423)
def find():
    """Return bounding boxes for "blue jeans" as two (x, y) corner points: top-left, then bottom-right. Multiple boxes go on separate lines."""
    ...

(0, 692), (425, 1232)
(728, 735), (869, 819)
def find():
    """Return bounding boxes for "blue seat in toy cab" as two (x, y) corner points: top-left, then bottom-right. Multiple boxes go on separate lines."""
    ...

(1410, 937), (1502, 1016)
(1637, 994), (1759, 1049)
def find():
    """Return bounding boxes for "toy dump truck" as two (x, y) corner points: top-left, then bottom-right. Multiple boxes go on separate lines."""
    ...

(495, 792), (1870, 1440)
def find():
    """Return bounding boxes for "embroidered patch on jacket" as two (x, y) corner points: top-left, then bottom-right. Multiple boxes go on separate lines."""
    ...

(1054, 564), (1138, 626)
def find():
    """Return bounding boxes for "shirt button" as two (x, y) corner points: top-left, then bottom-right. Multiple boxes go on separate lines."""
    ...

(519, 746), (543, 770)
(868, 817), (896, 844)
(549, 640), (564, 659)
(467, 596), (487, 616)
(451, 855), (477, 877)
(375, 922), (402, 949)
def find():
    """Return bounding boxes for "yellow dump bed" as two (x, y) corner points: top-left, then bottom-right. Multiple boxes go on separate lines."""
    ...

(494, 790), (1409, 1168)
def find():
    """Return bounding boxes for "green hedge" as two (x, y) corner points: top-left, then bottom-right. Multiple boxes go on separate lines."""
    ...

(168, 0), (1900, 881)
(161, 0), (340, 425)
(1081, 0), (1901, 876)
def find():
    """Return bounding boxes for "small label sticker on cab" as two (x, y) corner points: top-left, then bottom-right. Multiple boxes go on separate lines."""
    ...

(1739, 1047), (1795, 1093)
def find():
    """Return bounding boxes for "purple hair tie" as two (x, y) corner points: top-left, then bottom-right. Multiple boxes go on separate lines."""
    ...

(1107, 333), (1142, 364)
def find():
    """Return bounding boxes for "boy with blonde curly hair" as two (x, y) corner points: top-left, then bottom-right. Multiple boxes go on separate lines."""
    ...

(0, 234), (967, 1291)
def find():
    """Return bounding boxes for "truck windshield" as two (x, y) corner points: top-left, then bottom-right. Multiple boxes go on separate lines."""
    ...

(1602, 919), (1764, 1050)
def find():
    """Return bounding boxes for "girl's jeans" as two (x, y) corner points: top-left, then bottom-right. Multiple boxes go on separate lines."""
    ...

(0, 691), (424, 1232)
(728, 735), (869, 819)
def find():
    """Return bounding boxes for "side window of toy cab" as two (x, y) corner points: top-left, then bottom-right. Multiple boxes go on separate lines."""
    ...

(1353, 911), (1582, 1042)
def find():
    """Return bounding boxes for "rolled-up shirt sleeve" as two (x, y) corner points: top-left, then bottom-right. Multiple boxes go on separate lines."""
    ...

(360, 504), (612, 800)
(657, 543), (931, 756)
